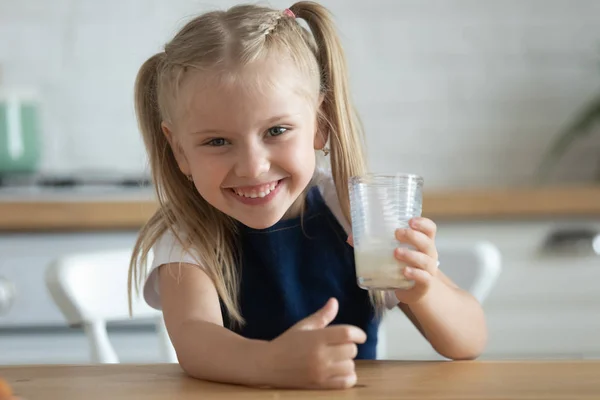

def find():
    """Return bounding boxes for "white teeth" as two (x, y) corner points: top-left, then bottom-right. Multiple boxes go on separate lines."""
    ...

(233, 181), (278, 198)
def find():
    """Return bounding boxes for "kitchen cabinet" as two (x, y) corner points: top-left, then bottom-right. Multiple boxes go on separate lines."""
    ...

(0, 326), (162, 365)
(0, 231), (168, 364)
(1, 183), (600, 363)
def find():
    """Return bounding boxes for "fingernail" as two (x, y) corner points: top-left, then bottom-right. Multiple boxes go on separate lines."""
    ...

(410, 219), (420, 228)
(396, 247), (405, 255)
(404, 266), (413, 275)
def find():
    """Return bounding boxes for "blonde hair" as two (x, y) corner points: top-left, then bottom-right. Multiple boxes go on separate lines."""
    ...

(128, 1), (386, 325)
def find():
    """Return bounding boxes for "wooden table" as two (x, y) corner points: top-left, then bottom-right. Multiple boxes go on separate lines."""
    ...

(1, 361), (599, 399)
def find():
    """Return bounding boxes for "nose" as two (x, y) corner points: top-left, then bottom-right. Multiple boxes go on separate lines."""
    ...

(234, 142), (270, 179)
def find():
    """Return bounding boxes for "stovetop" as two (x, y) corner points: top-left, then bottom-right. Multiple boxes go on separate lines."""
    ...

(0, 173), (155, 201)
(0, 174), (152, 188)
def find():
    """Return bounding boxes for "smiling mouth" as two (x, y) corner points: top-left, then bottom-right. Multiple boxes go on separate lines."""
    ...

(230, 180), (280, 199)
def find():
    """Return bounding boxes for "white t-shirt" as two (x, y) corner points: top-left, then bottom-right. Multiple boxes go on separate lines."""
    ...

(143, 168), (400, 311)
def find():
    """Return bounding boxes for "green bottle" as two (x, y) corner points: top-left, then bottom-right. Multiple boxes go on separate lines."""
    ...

(0, 91), (41, 178)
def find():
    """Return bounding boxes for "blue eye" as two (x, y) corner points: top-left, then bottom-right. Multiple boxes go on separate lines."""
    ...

(267, 126), (287, 137)
(206, 138), (228, 146)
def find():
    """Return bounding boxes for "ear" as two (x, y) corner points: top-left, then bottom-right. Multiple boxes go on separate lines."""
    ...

(313, 126), (328, 151)
(162, 122), (191, 176)
(313, 94), (329, 151)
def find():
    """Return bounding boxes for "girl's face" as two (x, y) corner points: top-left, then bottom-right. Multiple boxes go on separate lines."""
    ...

(163, 61), (325, 229)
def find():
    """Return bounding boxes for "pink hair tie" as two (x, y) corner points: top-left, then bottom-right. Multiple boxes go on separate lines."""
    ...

(283, 8), (295, 18)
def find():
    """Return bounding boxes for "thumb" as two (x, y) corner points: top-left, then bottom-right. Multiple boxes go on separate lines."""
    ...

(293, 298), (339, 331)
(346, 235), (354, 247)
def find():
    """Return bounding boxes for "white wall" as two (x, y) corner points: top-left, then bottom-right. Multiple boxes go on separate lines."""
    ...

(1, 0), (599, 188)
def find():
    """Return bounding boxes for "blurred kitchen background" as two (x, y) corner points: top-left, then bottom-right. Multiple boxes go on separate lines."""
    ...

(0, 0), (599, 364)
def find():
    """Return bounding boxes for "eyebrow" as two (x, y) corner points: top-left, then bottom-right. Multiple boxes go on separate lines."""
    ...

(190, 128), (228, 136)
(189, 114), (297, 136)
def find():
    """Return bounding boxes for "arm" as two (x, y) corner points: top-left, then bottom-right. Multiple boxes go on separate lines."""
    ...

(159, 262), (269, 386)
(397, 270), (487, 360)
(391, 218), (488, 360)
(347, 231), (487, 358)
(159, 262), (365, 389)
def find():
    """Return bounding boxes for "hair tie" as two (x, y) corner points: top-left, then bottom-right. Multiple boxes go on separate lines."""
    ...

(283, 8), (295, 18)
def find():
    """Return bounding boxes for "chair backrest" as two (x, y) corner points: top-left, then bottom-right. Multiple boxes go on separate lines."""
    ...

(376, 240), (502, 360)
(434, 240), (502, 304)
(46, 249), (156, 324)
(46, 249), (177, 363)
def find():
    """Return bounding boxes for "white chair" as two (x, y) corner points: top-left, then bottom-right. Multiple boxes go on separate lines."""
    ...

(376, 240), (502, 360)
(45, 249), (177, 364)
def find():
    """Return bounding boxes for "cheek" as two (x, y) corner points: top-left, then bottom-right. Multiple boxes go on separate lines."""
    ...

(186, 145), (223, 173)
(187, 151), (227, 190)
(193, 169), (227, 206)
(286, 132), (316, 165)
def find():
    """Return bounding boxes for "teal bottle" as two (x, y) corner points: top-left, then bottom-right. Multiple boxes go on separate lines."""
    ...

(0, 93), (41, 177)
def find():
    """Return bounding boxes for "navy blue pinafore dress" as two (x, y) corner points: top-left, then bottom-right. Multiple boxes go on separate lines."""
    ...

(222, 186), (380, 359)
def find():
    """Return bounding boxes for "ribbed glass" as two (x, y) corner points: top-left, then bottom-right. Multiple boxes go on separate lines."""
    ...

(349, 173), (424, 290)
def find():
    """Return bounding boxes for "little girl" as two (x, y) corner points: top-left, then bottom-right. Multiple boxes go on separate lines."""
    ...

(129, 1), (487, 389)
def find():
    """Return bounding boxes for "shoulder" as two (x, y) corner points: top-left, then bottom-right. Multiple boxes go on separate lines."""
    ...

(152, 227), (202, 268)
(144, 226), (203, 309)
(312, 167), (351, 236)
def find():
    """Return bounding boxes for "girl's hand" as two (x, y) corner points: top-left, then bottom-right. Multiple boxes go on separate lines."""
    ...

(393, 217), (440, 305)
(346, 217), (440, 305)
(262, 298), (366, 390)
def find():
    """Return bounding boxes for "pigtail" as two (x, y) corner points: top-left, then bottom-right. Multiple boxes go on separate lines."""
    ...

(290, 2), (366, 220)
(128, 53), (168, 314)
(133, 53), (188, 197)
(134, 53), (165, 167)
(290, 2), (386, 314)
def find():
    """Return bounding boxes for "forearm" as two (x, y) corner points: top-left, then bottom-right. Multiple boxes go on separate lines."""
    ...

(403, 278), (487, 360)
(172, 319), (270, 386)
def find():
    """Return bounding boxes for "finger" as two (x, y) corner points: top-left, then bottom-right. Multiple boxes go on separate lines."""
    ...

(395, 228), (437, 258)
(324, 325), (367, 345)
(346, 235), (354, 247)
(409, 217), (437, 238)
(328, 360), (356, 379)
(403, 266), (434, 286)
(328, 343), (358, 361)
(293, 298), (339, 330)
(409, 217), (437, 239)
(321, 372), (357, 390)
(395, 248), (438, 275)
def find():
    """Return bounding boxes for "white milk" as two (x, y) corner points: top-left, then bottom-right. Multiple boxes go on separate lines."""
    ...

(354, 243), (415, 290)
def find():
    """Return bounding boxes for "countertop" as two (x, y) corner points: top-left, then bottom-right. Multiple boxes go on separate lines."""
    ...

(1, 184), (600, 231)
(1, 360), (599, 399)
